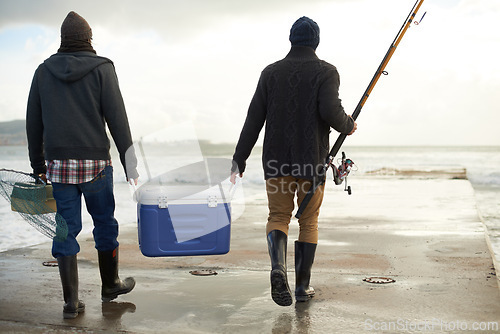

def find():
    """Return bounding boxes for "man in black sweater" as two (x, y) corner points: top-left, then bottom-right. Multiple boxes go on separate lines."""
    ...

(231, 17), (356, 306)
(26, 12), (138, 318)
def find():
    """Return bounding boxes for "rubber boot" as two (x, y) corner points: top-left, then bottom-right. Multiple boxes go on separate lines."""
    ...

(295, 241), (317, 302)
(57, 255), (85, 319)
(267, 230), (292, 306)
(98, 247), (136, 302)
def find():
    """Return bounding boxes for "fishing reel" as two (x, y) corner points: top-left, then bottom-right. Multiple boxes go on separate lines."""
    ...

(330, 152), (355, 195)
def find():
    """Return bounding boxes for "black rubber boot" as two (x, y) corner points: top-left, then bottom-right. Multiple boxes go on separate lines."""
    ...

(295, 241), (317, 302)
(267, 230), (292, 306)
(57, 255), (85, 319)
(98, 247), (136, 302)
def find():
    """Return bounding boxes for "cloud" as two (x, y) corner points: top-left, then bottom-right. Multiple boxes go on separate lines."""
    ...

(0, 0), (498, 146)
(0, 0), (339, 41)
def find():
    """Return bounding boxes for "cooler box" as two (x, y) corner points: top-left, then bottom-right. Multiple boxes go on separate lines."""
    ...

(136, 184), (231, 257)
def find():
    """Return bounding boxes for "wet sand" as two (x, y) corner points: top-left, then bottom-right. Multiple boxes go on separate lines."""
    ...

(0, 176), (499, 333)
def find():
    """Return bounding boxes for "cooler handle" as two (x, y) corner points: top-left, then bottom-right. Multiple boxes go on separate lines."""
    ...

(228, 176), (241, 200)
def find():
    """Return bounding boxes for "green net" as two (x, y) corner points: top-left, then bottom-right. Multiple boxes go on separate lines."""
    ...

(0, 168), (68, 242)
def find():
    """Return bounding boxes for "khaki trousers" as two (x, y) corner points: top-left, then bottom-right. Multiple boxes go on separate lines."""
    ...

(265, 176), (325, 244)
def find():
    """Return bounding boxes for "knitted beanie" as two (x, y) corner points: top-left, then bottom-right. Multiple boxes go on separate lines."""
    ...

(289, 16), (320, 50)
(60, 11), (92, 41)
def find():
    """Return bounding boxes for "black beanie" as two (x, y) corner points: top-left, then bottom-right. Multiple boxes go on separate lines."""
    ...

(289, 16), (320, 50)
(60, 11), (92, 41)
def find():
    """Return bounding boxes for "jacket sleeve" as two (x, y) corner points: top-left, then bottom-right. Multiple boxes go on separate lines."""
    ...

(232, 73), (267, 174)
(26, 67), (47, 175)
(100, 63), (138, 179)
(318, 66), (354, 134)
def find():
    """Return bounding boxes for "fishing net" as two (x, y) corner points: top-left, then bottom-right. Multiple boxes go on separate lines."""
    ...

(0, 168), (67, 242)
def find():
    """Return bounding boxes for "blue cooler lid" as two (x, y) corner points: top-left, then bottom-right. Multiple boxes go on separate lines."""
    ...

(135, 184), (230, 207)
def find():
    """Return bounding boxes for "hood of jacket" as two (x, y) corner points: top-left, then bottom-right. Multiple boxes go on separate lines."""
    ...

(43, 52), (112, 83)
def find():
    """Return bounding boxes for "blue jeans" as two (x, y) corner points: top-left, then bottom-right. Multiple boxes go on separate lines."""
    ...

(51, 166), (119, 258)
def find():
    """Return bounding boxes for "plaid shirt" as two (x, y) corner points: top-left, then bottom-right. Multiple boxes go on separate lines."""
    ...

(46, 159), (112, 184)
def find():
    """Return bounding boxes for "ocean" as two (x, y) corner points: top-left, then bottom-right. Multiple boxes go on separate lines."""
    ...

(0, 144), (499, 254)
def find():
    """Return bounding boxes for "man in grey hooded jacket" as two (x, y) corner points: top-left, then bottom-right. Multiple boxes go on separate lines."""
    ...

(26, 11), (138, 319)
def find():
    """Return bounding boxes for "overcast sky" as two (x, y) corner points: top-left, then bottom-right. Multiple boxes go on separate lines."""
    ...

(0, 0), (498, 146)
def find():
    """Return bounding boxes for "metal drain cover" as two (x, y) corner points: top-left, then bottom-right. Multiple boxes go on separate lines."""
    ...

(189, 269), (218, 276)
(363, 276), (395, 284)
(42, 260), (58, 267)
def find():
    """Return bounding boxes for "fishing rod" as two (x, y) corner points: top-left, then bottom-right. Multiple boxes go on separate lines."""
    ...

(296, 0), (425, 219)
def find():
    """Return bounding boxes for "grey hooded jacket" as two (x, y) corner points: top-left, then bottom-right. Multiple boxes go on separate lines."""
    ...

(26, 51), (137, 178)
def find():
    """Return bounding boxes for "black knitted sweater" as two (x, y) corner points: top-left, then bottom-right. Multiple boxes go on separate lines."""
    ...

(232, 46), (354, 180)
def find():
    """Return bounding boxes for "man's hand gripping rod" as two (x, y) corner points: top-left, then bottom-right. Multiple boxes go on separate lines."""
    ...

(295, 0), (425, 219)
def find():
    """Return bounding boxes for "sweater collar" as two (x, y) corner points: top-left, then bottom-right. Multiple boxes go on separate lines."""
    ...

(285, 46), (318, 60)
